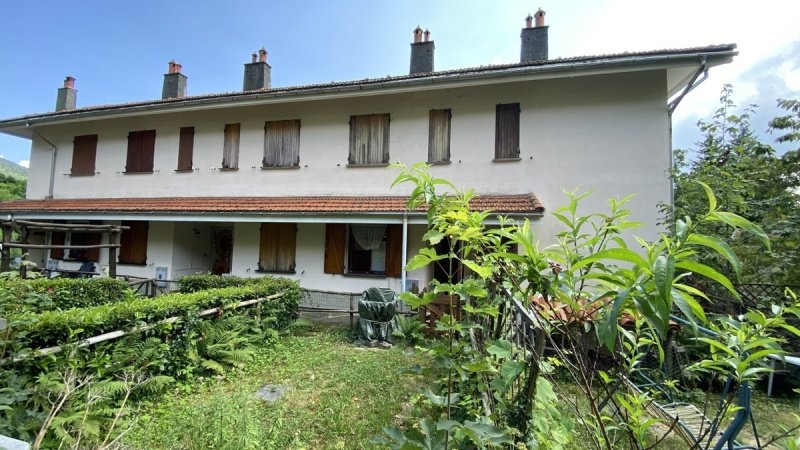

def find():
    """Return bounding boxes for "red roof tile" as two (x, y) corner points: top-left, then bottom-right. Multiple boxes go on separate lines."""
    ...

(0, 194), (544, 215)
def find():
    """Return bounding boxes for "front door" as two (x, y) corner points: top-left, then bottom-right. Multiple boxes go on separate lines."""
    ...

(211, 227), (233, 275)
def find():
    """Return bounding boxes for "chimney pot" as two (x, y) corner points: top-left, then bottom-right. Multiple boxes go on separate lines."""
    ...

(258, 47), (267, 63)
(413, 26), (423, 43)
(55, 76), (77, 111)
(525, 14), (533, 28)
(535, 8), (546, 27)
(251, 53), (257, 63)
(424, 29), (430, 42)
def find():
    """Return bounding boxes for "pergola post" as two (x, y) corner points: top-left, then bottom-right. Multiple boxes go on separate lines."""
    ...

(108, 229), (119, 278)
(1, 224), (11, 272)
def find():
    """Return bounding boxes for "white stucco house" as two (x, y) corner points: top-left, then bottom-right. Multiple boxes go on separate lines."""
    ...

(0, 12), (735, 293)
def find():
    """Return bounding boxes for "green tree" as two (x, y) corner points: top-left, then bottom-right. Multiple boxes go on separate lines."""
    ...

(667, 86), (800, 285)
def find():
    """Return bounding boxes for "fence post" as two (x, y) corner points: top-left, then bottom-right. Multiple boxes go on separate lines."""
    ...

(350, 294), (356, 328)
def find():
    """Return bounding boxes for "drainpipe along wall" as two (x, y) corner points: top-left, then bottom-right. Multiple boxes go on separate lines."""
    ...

(27, 124), (57, 199)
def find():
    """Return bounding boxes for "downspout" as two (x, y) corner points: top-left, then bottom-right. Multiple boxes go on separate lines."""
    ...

(666, 56), (708, 215)
(401, 213), (408, 293)
(27, 123), (58, 199)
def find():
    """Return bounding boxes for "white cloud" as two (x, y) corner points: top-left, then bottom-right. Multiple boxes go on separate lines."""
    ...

(18, 160), (29, 168)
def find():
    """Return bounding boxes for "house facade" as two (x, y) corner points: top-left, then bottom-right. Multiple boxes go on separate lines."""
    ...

(0, 13), (736, 293)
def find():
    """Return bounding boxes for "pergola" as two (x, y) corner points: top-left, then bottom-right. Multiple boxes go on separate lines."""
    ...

(0, 220), (129, 277)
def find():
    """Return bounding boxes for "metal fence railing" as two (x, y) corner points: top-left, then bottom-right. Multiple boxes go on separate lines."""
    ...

(299, 289), (413, 326)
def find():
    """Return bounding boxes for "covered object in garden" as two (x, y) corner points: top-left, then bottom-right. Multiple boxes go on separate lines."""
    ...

(357, 287), (398, 345)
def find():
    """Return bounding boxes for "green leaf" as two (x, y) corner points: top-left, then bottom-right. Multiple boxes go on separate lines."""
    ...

(462, 260), (493, 279)
(671, 289), (707, 323)
(697, 180), (717, 214)
(654, 255), (675, 305)
(598, 289), (630, 350)
(675, 260), (739, 299)
(686, 233), (741, 276)
(486, 340), (513, 359)
(422, 229), (446, 245)
(573, 248), (651, 274)
(709, 211), (771, 251)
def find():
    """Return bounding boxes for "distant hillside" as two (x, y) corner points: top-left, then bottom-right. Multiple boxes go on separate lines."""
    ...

(0, 157), (27, 179)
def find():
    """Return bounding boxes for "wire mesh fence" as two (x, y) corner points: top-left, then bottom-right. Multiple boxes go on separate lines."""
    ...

(299, 288), (413, 325)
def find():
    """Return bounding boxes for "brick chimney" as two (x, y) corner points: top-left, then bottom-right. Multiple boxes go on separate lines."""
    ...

(55, 76), (77, 111)
(162, 60), (187, 99)
(243, 47), (271, 91)
(410, 26), (434, 74)
(520, 8), (548, 62)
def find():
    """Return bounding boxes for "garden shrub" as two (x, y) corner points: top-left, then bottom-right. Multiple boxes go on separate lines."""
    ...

(10, 276), (299, 348)
(0, 277), (134, 314)
(178, 274), (266, 293)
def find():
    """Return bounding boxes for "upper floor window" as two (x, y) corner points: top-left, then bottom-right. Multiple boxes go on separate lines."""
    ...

(222, 123), (240, 169)
(71, 134), (98, 176)
(126, 130), (156, 173)
(176, 126), (194, 171)
(258, 223), (297, 272)
(428, 109), (451, 163)
(263, 120), (300, 168)
(348, 114), (390, 166)
(494, 103), (520, 160)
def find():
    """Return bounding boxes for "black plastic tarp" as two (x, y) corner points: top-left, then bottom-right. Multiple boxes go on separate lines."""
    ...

(357, 287), (398, 345)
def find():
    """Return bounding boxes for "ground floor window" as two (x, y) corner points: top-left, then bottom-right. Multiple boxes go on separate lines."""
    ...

(259, 223), (297, 272)
(324, 223), (402, 277)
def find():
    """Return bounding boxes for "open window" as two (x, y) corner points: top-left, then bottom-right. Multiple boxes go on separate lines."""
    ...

(324, 223), (401, 276)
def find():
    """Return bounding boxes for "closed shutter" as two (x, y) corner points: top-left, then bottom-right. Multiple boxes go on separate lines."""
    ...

(384, 224), (403, 277)
(222, 123), (240, 169)
(71, 134), (98, 175)
(119, 221), (148, 264)
(177, 127), (194, 171)
(126, 130), (156, 172)
(428, 109), (451, 163)
(50, 231), (65, 259)
(495, 103), (520, 159)
(259, 223), (297, 272)
(348, 114), (389, 165)
(263, 120), (300, 167)
(323, 224), (346, 274)
(86, 233), (101, 262)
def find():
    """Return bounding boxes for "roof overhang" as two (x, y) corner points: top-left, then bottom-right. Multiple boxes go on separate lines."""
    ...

(0, 45), (737, 140)
(0, 194), (545, 225)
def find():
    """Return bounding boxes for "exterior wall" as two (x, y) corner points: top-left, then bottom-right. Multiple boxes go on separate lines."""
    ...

(22, 69), (672, 291)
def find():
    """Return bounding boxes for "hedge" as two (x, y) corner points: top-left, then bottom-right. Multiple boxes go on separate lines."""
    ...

(0, 277), (134, 314)
(13, 276), (300, 348)
(177, 274), (267, 293)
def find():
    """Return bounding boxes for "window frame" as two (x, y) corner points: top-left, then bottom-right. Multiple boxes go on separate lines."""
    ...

(494, 103), (521, 161)
(347, 113), (390, 167)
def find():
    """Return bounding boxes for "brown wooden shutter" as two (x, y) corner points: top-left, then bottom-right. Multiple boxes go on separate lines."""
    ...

(50, 231), (65, 259)
(264, 120), (300, 167)
(177, 127), (194, 170)
(119, 221), (148, 264)
(259, 223), (297, 272)
(323, 224), (346, 274)
(222, 123), (240, 169)
(428, 109), (451, 163)
(140, 130), (156, 172)
(495, 103), (520, 159)
(348, 114), (389, 165)
(126, 131), (142, 172)
(71, 134), (98, 175)
(86, 233), (101, 262)
(384, 224), (403, 277)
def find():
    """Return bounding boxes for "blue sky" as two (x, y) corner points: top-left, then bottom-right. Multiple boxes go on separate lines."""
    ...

(1, 0), (798, 167)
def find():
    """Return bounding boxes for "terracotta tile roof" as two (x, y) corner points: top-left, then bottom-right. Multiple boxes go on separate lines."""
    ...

(0, 194), (544, 215)
(0, 44), (736, 126)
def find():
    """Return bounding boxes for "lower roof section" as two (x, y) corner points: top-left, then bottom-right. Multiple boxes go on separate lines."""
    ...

(0, 194), (544, 225)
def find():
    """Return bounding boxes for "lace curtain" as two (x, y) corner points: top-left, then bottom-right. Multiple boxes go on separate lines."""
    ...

(351, 225), (386, 250)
